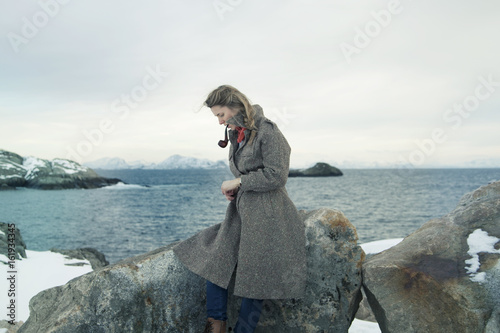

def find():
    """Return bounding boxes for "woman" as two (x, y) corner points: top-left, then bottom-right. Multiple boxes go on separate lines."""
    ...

(173, 85), (306, 333)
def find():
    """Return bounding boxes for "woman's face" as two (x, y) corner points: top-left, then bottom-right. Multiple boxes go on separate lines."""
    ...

(211, 105), (238, 130)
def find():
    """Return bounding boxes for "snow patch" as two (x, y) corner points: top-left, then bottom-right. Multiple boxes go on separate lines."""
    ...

(22, 156), (47, 180)
(360, 238), (404, 254)
(349, 319), (381, 333)
(0, 159), (27, 181)
(0, 250), (93, 322)
(102, 182), (145, 190)
(465, 229), (500, 283)
(0, 174), (24, 180)
(52, 159), (88, 174)
(23, 156), (46, 170)
(0, 162), (24, 170)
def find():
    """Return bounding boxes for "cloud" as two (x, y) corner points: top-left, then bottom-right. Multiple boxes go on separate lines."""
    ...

(1, 0), (499, 167)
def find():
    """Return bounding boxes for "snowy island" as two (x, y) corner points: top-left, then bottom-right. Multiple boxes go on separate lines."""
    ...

(0, 150), (121, 190)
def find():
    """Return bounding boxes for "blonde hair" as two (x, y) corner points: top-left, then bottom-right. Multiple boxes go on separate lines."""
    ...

(205, 85), (258, 145)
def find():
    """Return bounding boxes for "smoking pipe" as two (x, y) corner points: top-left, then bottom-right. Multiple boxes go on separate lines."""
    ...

(218, 125), (229, 148)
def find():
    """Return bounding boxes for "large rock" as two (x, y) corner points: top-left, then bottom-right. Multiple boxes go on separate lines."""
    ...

(18, 208), (364, 332)
(0, 149), (121, 190)
(0, 319), (24, 333)
(50, 248), (110, 270)
(289, 162), (343, 177)
(363, 180), (500, 333)
(0, 222), (27, 261)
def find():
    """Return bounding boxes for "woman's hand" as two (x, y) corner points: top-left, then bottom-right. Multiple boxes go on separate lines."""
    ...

(221, 178), (241, 201)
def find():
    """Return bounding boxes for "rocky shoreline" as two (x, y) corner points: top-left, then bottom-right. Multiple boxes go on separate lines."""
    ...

(0, 150), (121, 190)
(15, 209), (365, 332)
(0, 222), (109, 270)
(0, 222), (110, 332)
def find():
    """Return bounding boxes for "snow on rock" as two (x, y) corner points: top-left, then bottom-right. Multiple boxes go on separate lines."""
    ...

(0, 162), (23, 171)
(359, 238), (403, 255)
(23, 156), (91, 179)
(349, 319), (381, 333)
(0, 174), (24, 180)
(0, 152), (26, 184)
(52, 159), (89, 174)
(22, 156), (50, 180)
(465, 228), (500, 283)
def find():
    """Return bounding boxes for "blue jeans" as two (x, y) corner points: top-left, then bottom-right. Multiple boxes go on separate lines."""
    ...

(206, 280), (263, 333)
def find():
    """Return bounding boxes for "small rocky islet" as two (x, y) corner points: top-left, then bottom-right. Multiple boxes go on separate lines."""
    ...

(288, 162), (343, 177)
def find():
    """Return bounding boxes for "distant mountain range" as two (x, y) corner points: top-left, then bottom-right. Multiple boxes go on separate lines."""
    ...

(83, 155), (228, 170)
(83, 154), (500, 170)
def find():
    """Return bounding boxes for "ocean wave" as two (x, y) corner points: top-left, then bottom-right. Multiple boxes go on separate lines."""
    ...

(102, 182), (149, 190)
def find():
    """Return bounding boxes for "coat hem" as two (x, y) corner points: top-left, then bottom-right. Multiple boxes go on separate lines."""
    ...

(172, 246), (235, 290)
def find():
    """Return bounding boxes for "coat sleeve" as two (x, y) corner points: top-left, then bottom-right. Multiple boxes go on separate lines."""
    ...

(239, 122), (291, 192)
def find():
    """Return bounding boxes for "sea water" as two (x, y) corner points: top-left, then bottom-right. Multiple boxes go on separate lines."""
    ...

(0, 168), (498, 264)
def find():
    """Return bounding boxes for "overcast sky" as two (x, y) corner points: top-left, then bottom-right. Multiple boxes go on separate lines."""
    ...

(1, 0), (499, 168)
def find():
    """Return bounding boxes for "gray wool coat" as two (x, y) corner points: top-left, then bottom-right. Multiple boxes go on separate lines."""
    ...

(172, 105), (306, 300)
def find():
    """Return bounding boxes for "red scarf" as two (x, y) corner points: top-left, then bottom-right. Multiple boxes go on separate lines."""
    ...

(235, 127), (247, 143)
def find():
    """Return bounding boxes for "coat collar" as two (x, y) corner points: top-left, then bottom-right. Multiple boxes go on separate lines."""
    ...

(227, 105), (264, 158)
(225, 104), (264, 128)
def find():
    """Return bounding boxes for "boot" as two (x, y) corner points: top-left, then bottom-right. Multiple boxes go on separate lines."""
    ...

(203, 317), (227, 333)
